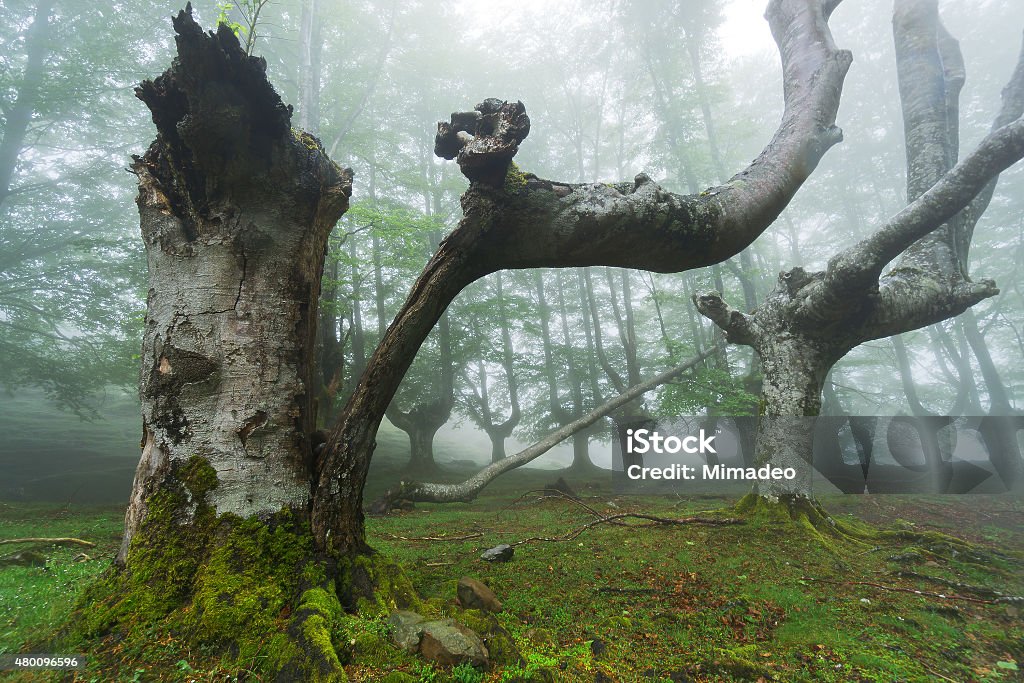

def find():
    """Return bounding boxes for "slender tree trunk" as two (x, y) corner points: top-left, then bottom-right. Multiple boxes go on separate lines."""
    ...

(297, 0), (322, 134)
(0, 0), (53, 211)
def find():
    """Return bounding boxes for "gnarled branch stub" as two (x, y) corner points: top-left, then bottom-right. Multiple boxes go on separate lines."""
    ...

(435, 98), (530, 186)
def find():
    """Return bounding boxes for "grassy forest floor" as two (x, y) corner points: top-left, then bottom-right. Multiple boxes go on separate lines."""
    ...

(1, 464), (1022, 683)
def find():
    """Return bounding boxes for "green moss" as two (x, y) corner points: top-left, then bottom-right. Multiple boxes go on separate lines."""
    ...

(72, 457), (222, 639)
(380, 673), (418, 683)
(67, 463), (353, 681)
(485, 628), (524, 667)
(456, 609), (523, 667)
(704, 644), (771, 679)
(293, 128), (323, 152)
(458, 608), (496, 635)
(343, 553), (420, 616)
(503, 161), (528, 195)
(181, 454), (219, 498)
(187, 513), (309, 656)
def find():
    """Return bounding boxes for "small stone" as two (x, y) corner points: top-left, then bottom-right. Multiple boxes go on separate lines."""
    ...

(418, 619), (489, 667)
(859, 598), (871, 605)
(388, 610), (426, 652)
(923, 560), (940, 568)
(590, 638), (608, 656)
(481, 544), (514, 562)
(457, 577), (503, 612)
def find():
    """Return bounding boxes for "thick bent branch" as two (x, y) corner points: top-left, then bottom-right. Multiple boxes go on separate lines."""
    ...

(802, 32), (1024, 317)
(435, 0), (852, 270)
(691, 291), (759, 346)
(392, 352), (712, 504)
(313, 0), (851, 553)
(798, 117), (1024, 323)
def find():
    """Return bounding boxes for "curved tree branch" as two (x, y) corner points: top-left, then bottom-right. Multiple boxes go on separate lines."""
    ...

(391, 351), (712, 504)
(314, 0), (854, 552)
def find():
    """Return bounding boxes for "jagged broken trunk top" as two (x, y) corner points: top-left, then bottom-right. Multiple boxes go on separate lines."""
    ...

(120, 7), (352, 563)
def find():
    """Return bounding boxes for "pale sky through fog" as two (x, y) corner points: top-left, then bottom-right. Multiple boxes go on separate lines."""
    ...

(721, 0), (777, 57)
(454, 0), (777, 60)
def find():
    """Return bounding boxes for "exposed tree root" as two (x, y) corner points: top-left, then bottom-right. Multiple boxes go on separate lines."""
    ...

(512, 512), (742, 546)
(731, 493), (1007, 565)
(892, 570), (1024, 603)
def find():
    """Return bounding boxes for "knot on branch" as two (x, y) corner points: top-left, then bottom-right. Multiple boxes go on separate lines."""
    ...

(435, 98), (531, 186)
(692, 291), (758, 346)
(779, 267), (816, 298)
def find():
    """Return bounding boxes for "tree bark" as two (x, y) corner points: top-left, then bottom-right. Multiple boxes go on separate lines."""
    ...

(313, 0), (856, 552)
(695, 2), (1024, 501)
(121, 10), (351, 563)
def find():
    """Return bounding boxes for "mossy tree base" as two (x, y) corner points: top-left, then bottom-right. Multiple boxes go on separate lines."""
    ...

(732, 492), (999, 563)
(66, 456), (419, 682)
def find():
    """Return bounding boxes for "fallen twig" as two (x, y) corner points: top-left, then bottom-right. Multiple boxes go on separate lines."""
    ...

(596, 586), (665, 595)
(0, 537), (95, 548)
(385, 532), (483, 542)
(921, 664), (960, 683)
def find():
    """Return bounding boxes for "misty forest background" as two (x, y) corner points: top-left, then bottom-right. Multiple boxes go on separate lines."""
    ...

(1, 0), (1023, 505)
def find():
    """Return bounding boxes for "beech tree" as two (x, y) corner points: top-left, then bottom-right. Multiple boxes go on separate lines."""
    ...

(92, 0), (1024, 678)
(694, 0), (1024, 501)
(312, 0), (858, 552)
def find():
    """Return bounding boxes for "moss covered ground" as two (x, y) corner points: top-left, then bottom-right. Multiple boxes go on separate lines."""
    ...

(1, 476), (1021, 682)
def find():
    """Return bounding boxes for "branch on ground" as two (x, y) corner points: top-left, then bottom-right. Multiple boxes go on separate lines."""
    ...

(0, 537), (95, 548)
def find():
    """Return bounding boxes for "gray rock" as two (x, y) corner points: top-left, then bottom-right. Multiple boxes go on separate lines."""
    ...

(388, 610), (426, 652)
(457, 577), (503, 612)
(418, 618), (489, 667)
(481, 544), (514, 562)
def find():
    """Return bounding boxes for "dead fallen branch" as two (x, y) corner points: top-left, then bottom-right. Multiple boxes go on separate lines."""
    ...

(501, 488), (613, 521)
(0, 537), (95, 548)
(385, 532), (483, 543)
(800, 576), (1004, 605)
(384, 352), (714, 506)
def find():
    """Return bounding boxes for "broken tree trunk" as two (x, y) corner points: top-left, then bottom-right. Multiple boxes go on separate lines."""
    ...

(81, 9), (396, 680)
